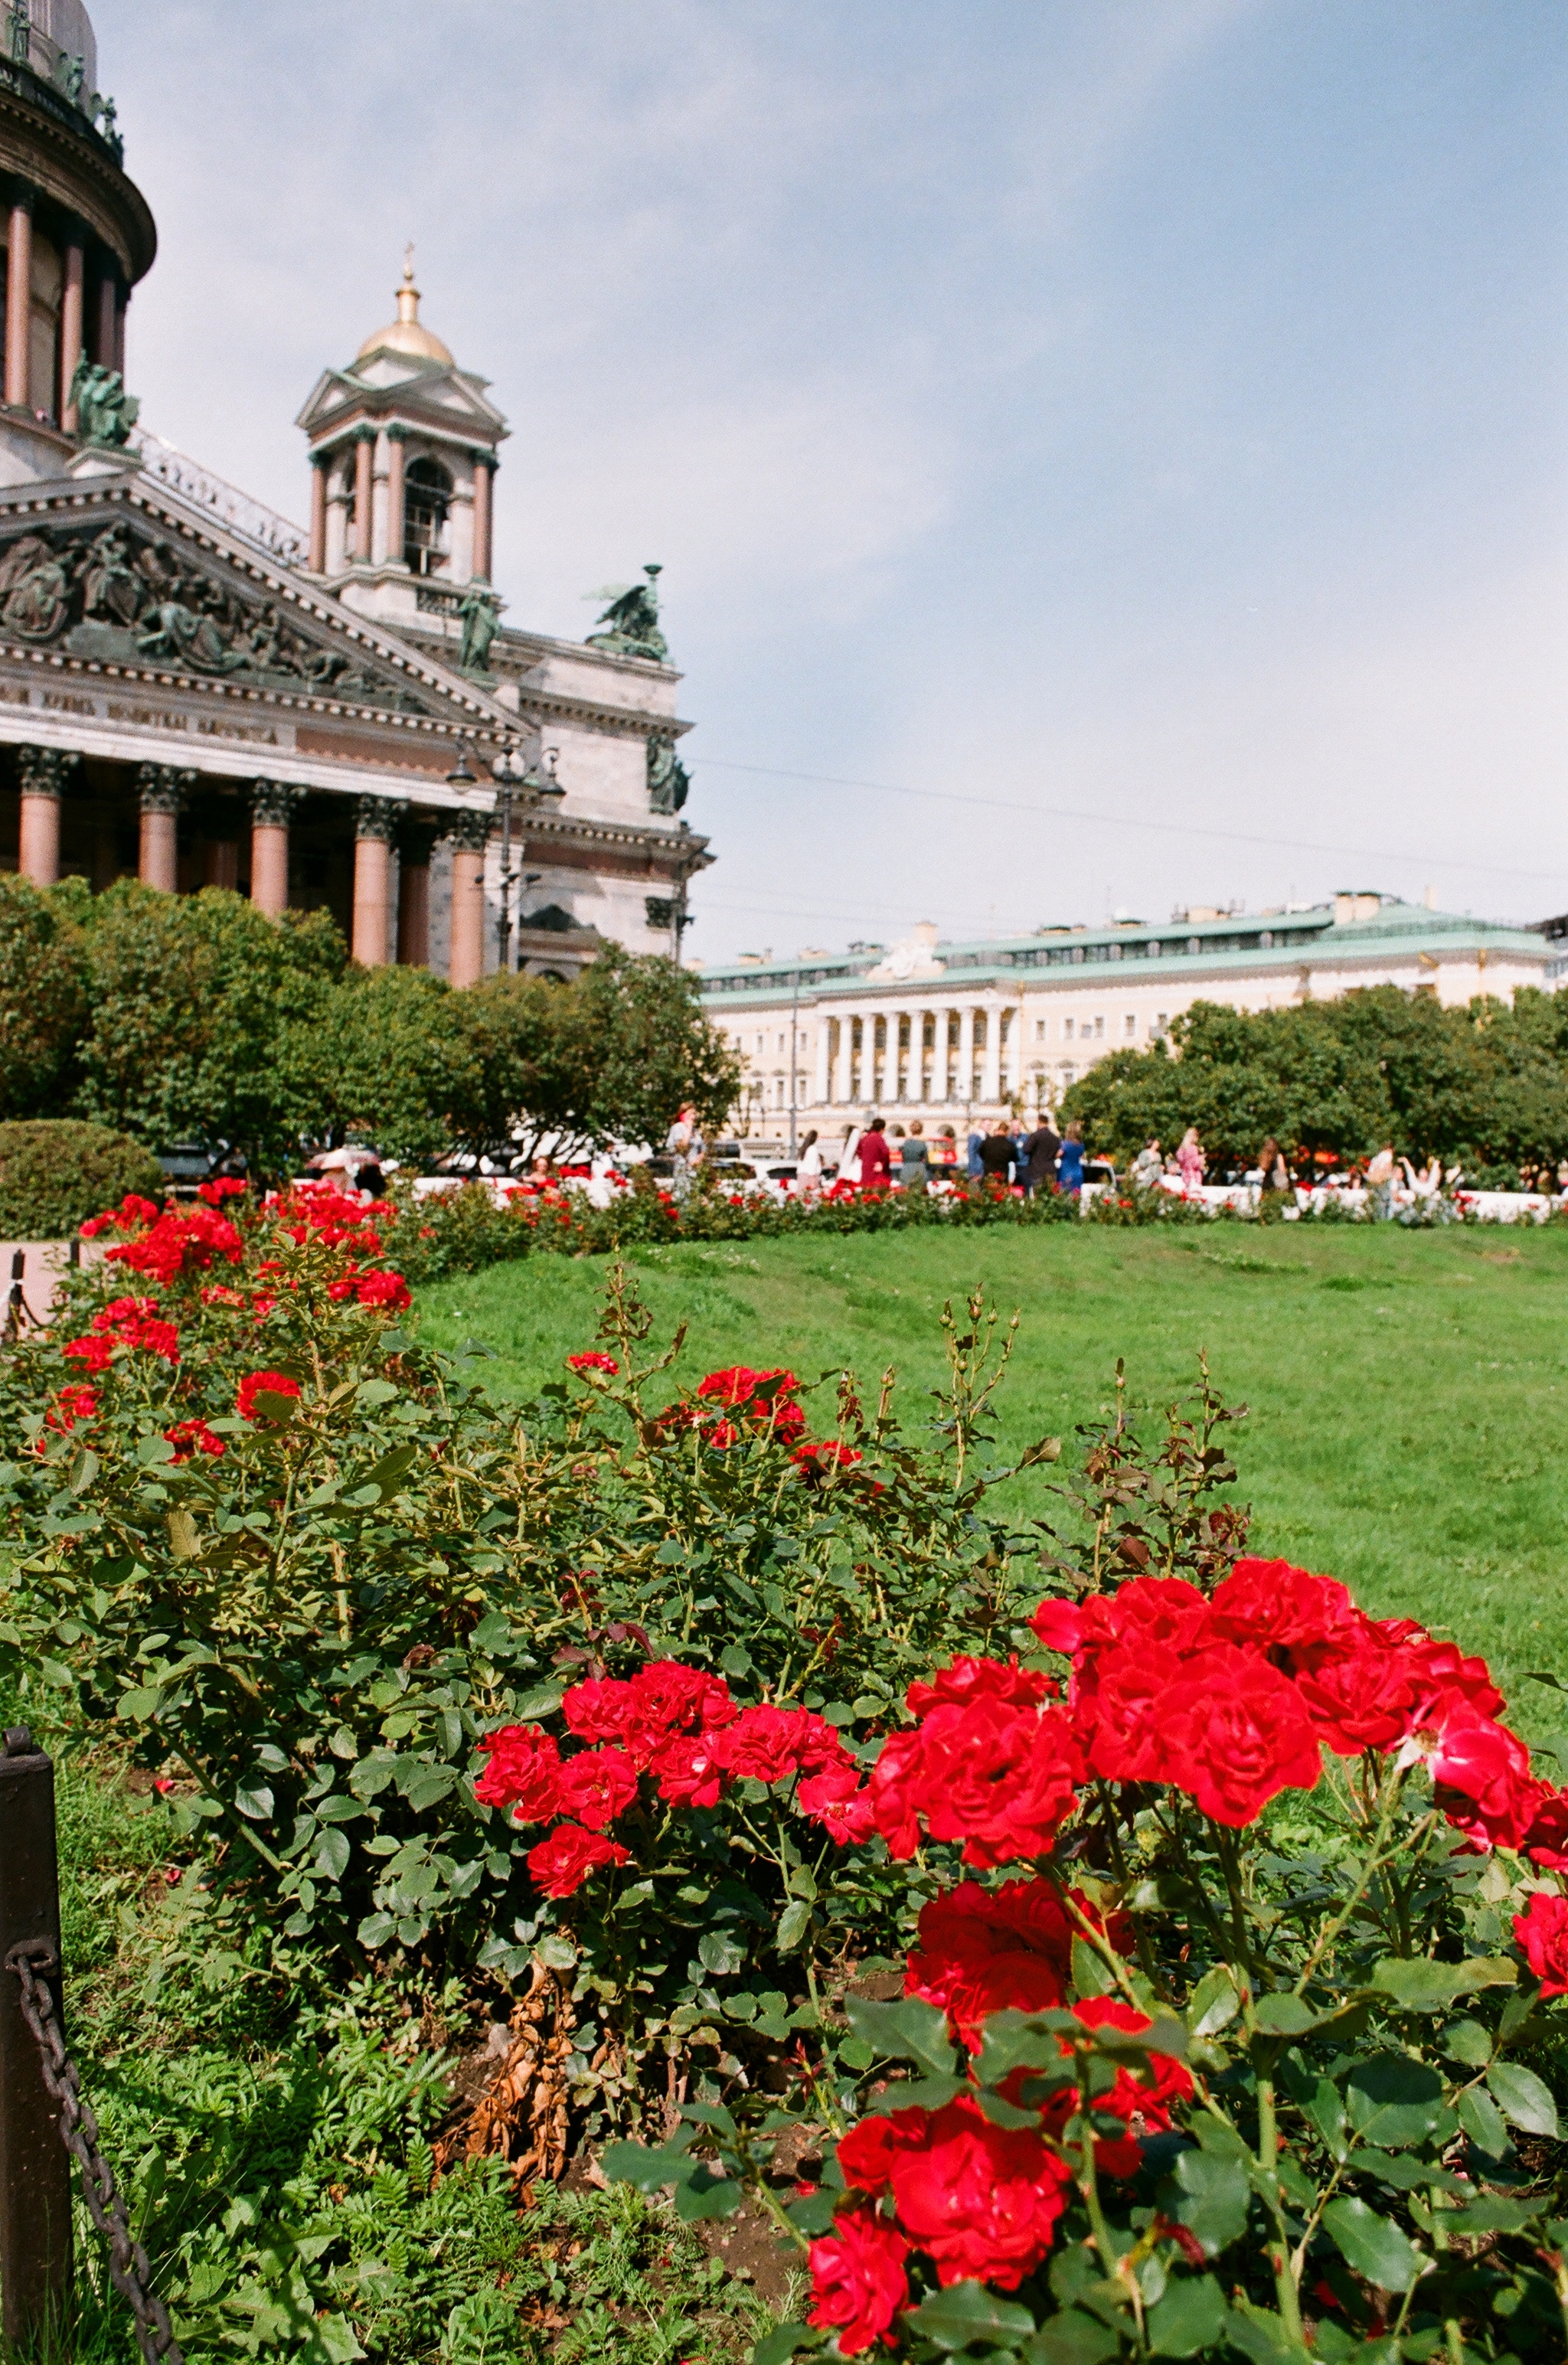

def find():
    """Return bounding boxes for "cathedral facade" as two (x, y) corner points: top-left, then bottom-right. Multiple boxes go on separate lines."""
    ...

(0, 3), (710, 980)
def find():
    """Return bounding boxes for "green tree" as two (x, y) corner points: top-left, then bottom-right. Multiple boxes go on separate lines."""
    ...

(0, 874), (89, 1119)
(279, 963), (474, 1166)
(70, 883), (344, 1162)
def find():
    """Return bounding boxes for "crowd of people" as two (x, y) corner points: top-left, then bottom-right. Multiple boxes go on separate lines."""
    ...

(792, 1114), (1092, 1200)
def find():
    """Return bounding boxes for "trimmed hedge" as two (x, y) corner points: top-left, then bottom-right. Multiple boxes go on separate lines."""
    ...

(0, 1120), (164, 1240)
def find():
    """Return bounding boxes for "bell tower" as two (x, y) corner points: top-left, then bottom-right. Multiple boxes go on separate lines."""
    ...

(293, 253), (508, 645)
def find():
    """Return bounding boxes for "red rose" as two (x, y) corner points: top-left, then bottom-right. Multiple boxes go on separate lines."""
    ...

(797, 1761), (876, 1846)
(1430, 1710), (1540, 1851)
(567, 1351), (619, 1374)
(870, 1697), (1082, 1869)
(526, 1822), (631, 1898)
(905, 1879), (1081, 2046)
(806, 2210), (911, 2354)
(1524, 1788), (1568, 1871)
(906, 1655), (1053, 1718)
(716, 1704), (849, 1785)
(888, 2095), (1073, 2288)
(558, 1746), (639, 1831)
(629, 1659), (736, 1739)
(648, 1731), (727, 1808)
(236, 1370), (302, 1422)
(356, 1269), (411, 1312)
(1035, 1999), (1194, 2179)
(1208, 1558), (1360, 1662)
(835, 2108), (928, 2194)
(1514, 1890), (1568, 1996)
(474, 1726), (564, 1821)
(45, 1384), (100, 1433)
(1076, 1640), (1185, 1784)
(164, 1419), (226, 1464)
(1155, 1644), (1323, 1824)
(792, 1439), (864, 1476)
(562, 1676), (639, 1749)
(62, 1334), (113, 1373)
(1294, 1635), (1418, 1756)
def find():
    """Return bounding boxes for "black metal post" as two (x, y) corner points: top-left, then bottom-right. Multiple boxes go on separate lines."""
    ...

(0, 1726), (71, 2345)
(5, 1249), (21, 1340)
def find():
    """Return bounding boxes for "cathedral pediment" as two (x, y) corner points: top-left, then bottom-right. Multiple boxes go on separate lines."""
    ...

(0, 479), (508, 730)
(295, 362), (506, 443)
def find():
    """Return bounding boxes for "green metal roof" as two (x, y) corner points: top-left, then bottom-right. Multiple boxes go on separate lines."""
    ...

(698, 899), (1548, 1004)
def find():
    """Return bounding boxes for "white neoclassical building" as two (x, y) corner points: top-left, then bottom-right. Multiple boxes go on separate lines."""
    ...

(701, 895), (1553, 1133)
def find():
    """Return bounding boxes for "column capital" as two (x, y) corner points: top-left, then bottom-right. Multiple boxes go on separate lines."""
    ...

(443, 807), (494, 854)
(250, 779), (309, 828)
(354, 794), (400, 844)
(309, 445), (332, 471)
(6, 184), (34, 218)
(353, 420), (378, 443)
(471, 446), (498, 471)
(137, 762), (195, 815)
(16, 745), (78, 800)
(384, 421), (407, 443)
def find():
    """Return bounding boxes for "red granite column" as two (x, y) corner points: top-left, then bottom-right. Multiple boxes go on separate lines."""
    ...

(471, 451), (494, 580)
(354, 430), (374, 563)
(446, 810), (491, 988)
(250, 781), (303, 917)
(5, 191), (33, 409)
(15, 745), (75, 884)
(59, 236), (83, 428)
(396, 818), (437, 965)
(352, 797), (397, 965)
(137, 765), (191, 891)
(94, 270), (116, 367)
(308, 452), (328, 572)
(384, 430), (406, 569)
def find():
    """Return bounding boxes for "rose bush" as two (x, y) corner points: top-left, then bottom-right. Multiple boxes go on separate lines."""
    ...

(608, 1563), (1568, 2362)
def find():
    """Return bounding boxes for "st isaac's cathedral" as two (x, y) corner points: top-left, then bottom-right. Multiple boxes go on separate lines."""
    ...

(0, 0), (709, 981)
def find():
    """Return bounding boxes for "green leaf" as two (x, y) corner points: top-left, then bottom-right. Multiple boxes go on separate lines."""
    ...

(1251, 1994), (1319, 2037)
(166, 1508), (201, 1561)
(234, 1784), (273, 1822)
(1344, 2056), (1446, 2149)
(1023, 2311), (1122, 2364)
(357, 1912), (397, 1949)
(1488, 2059), (1559, 2138)
(672, 2170), (744, 2221)
(469, 1611), (512, 1651)
(776, 1899), (812, 1952)
(510, 1684), (564, 1720)
(903, 2281), (1036, 2351)
(1187, 1964), (1242, 2037)
(315, 1828), (351, 1882)
(1370, 1955), (1516, 2012)
(602, 2137), (695, 2192)
(698, 1929), (747, 1978)
(1455, 2086), (1511, 2160)
(1441, 2017), (1493, 2068)
(1163, 2146), (1250, 2256)
(1437, 2194), (1543, 2234)
(1303, 2076), (1348, 2163)
(1146, 2274), (1228, 2359)
(358, 1443), (419, 1501)
(844, 1994), (956, 2076)
(1320, 2197), (1421, 2292)
(1070, 1935), (1116, 1998)
(750, 2329), (825, 2365)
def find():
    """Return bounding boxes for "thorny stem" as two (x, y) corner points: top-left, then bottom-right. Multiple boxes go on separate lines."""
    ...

(1292, 1776), (1429, 1997)
(1253, 2069), (1306, 2341)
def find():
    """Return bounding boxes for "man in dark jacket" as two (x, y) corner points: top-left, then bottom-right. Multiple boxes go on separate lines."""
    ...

(1019, 1120), (1061, 1197)
(975, 1121), (1019, 1187)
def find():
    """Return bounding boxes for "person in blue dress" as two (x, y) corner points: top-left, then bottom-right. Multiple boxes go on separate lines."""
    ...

(1057, 1120), (1086, 1194)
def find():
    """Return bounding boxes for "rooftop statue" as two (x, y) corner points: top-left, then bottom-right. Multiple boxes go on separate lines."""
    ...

(647, 734), (689, 815)
(457, 581), (501, 676)
(70, 358), (139, 448)
(586, 563), (668, 664)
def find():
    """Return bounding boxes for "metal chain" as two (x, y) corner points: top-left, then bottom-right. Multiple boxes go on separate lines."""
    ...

(7, 1941), (185, 2365)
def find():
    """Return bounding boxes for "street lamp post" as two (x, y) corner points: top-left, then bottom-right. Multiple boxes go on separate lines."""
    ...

(788, 962), (802, 1158)
(488, 739), (566, 973)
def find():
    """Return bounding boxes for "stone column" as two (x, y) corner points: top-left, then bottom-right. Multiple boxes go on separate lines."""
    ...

(959, 1006), (975, 1107)
(384, 428), (406, 571)
(114, 289), (125, 378)
(833, 1013), (853, 1104)
(396, 818), (438, 966)
(472, 449), (495, 580)
(15, 745), (76, 885)
(909, 1008), (926, 1102)
(250, 780), (305, 917)
(981, 1004), (1001, 1104)
(354, 428), (374, 563)
(59, 235), (83, 429)
(137, 765), (193, 890)
(1005, 1001), (1024, 1101)
(813, 1019), (831, 1107)
(446, 809), (492, 988)
(307, 452), (328, 573)
(93, 269), (116, 369)
(5, 190), (33, 409)
(352, 796), (398, 965)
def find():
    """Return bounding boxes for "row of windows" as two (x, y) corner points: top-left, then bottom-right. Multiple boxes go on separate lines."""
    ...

(708, 928), (1323, 995)
(731, 1011), (1171, 1060)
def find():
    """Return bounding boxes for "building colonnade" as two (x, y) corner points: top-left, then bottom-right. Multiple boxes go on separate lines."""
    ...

(10, 743), (495, 983)
(3, 182), (128, 426)
(743, 998), (1035, 1119)
(306, 427), (498, 583)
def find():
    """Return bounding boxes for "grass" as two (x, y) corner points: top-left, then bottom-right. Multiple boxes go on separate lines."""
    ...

(414, 1220), (1568, 1739)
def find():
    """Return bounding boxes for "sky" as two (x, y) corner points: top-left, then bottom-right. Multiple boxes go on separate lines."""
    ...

(98, 0), (1568, 962)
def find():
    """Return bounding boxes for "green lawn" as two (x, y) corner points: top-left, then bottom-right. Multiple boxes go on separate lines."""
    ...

(415, 1222), (1568, 1741)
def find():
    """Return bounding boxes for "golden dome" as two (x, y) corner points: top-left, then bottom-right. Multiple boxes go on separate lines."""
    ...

(356, 253), (453, 367)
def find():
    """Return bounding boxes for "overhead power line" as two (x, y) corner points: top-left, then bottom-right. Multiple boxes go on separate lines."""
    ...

(695, 757), (1560, 890)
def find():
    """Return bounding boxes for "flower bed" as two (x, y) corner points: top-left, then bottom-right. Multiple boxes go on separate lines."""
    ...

(3, 1180), (1566, 2361)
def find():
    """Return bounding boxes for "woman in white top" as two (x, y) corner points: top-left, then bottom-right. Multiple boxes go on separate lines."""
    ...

(836, 1122), (861, 1181)
(798, 1129), (825, 1200)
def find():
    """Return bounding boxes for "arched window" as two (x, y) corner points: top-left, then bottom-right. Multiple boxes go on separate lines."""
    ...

(403, 456), (452, 576)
